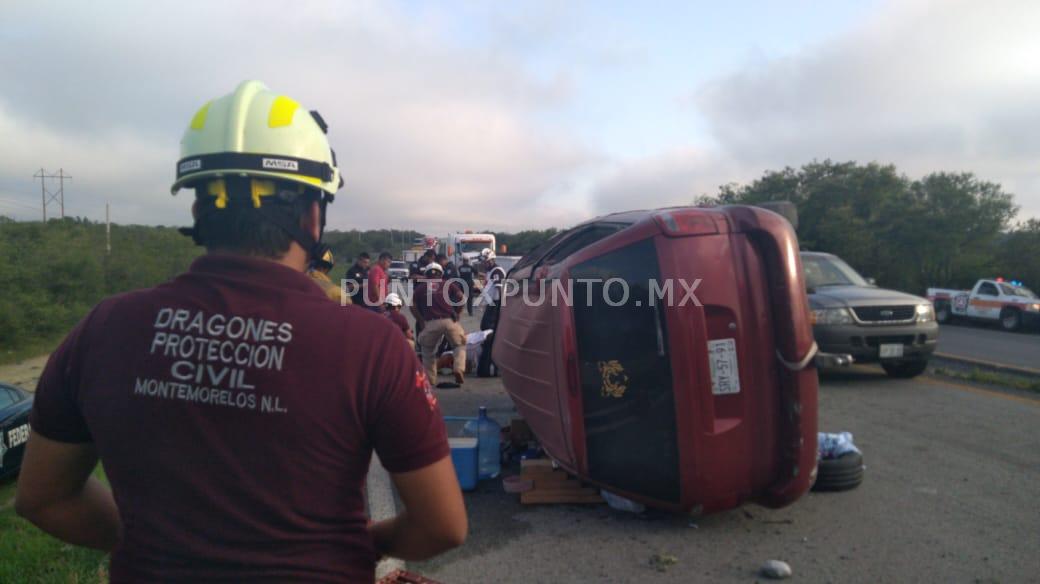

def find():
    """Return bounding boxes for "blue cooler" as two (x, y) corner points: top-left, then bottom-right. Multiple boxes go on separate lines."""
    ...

(449, 437), (478, 491)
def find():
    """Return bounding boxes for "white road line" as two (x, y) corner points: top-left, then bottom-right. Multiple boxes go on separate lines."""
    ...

(368, 454), (405, 579)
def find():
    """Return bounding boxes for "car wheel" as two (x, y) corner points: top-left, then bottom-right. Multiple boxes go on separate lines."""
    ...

(881, 359), (929, 378)
(935, 301), (952, 324)
(812, 452), (864, 492)
(1000, 308), (1022, 332)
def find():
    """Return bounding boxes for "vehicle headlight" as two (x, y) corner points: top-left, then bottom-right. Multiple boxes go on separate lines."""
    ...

(1027, 303), (1040, 312)
(916, 303), (935, 322)
(811, 307), (854, 325)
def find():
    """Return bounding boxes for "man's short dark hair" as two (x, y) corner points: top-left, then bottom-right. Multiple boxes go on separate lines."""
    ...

(193, 179), (317, 258)
(357, 252), (371, 261)
(378, 251), (392, 261)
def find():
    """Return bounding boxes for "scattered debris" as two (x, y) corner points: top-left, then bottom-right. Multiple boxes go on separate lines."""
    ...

(760, 559), (793, 579)
(649, 553), (679, 573)
(517, 459), (603, 505)
(601, 490), (646, 513)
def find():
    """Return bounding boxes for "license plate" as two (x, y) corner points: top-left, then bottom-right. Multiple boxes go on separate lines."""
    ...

(707, 338), (740, 395)
(879, 343), (904, 359)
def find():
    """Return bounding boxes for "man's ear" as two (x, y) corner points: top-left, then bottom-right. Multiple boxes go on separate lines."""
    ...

(303, 201), (321, 241)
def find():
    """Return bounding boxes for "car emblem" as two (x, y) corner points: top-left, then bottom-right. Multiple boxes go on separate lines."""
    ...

(880, 309), (894, 317)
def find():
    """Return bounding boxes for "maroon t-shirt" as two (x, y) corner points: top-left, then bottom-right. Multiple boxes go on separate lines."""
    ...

(30, 254), (448, 583)
(365, 265), (389, 309)
(386, 311), (410, 336)
(413, 279), (463, 321)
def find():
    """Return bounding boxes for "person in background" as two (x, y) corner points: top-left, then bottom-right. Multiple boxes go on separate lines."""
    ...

(366, 251), (392, 312)
(437, 253), (457, 280)
(345, 252), (370, 305)
(384, 292), (414, 348)
(457, 257), (475, 316)
(410, 262), (466, 386)
(14, 80), (465, 583)
(307, 247), (351, 305)
(480, 249), (507, 331)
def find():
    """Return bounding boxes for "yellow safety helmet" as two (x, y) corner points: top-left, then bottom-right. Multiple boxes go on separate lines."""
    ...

(171, 80), (342, 196)
(173, 81), (342, 259)
(314, 247), (335, 270)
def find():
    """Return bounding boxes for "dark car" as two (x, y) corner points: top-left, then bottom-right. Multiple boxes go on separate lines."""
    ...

(0, 382), (33, 478)
(803, 251), (938, 378)
(494, 206), (819, 514)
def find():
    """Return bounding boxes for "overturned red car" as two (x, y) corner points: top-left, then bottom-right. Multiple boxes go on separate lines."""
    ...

(492, 205), (820, 513)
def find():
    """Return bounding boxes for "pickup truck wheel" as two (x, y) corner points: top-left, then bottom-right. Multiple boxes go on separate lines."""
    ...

(935, 301), (952, 324)
(881, 359), (929, 378)
(1000, 308), (1022, 331)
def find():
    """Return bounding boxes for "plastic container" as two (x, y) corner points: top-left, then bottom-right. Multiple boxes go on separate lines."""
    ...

(460, 407), (502, 479)
(476, 407), (502, 479)
(448, 437), (478, 491)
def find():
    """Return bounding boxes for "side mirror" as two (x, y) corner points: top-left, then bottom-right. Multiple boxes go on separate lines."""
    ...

(865, 277), (876, 286)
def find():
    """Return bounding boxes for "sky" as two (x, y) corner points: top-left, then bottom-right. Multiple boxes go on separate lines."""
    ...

(1, 0), (1037, 233)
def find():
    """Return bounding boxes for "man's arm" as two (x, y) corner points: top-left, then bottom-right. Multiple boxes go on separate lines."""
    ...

(369, 456), (467, 561)
(15, 431), (121, 551)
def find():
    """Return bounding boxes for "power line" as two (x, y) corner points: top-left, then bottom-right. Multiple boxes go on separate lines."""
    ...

(0, 196), (41, 211)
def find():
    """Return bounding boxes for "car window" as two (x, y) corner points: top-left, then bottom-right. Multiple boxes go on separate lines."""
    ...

(801, 254), (868, 289)
(0, 388), (16, 409)
(512, 230), (572, 272)
(978, 283), (999, 296)
(541, 223), (628, 266)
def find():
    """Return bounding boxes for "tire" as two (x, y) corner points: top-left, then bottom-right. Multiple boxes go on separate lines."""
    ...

(935, 301), (952, 324)
(882, 359), (929, 378)
(813, 452), (864, 492)
(813, 474), (864, 491)
(1000, 308), (1022, 332)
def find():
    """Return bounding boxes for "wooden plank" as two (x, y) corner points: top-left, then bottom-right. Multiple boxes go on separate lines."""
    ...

(532, 475), (582, 488)
(521, 469), (569, 482)
(520, 459), (554, 471)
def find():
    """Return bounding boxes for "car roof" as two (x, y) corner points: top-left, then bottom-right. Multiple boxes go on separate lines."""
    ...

(0, 382), (30, 398)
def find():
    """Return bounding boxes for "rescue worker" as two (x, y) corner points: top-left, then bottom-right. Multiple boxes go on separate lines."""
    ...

(307, 247), (350, 304)
(384, 292), (414, 348)
(436, 253), (457, 280)
(15, 81), (466, 583)
(345, 252), (370, 304)
(457, 257), (475, 316)
(480, 249), (507, 331)
(410, 262), (466, 386)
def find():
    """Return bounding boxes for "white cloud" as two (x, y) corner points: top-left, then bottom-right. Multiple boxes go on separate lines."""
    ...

(0, 0), (595, 231)
(590, 0), (1040, 220)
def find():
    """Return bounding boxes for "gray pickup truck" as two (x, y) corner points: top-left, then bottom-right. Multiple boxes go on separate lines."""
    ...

(802, 251), (938, 378)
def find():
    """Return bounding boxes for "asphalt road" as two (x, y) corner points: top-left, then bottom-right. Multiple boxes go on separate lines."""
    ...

(936, 322), (1040, 371)
(410, 310), (1040, 583)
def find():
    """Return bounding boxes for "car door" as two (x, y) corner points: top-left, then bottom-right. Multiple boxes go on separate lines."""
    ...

(969, 282), (1001, 319)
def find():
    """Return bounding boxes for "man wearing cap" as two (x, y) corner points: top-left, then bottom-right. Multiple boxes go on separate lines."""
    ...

(15, 81), (465, 583)
(410, 262), (467, 386)
(384, 292), (414, 348)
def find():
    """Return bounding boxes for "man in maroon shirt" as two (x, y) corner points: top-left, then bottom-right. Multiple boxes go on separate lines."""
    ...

(410, 262), (467, 386)
(365, 251), (392, 312)
(384, 292), (414, 348)
(15, 81), (466, 583)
